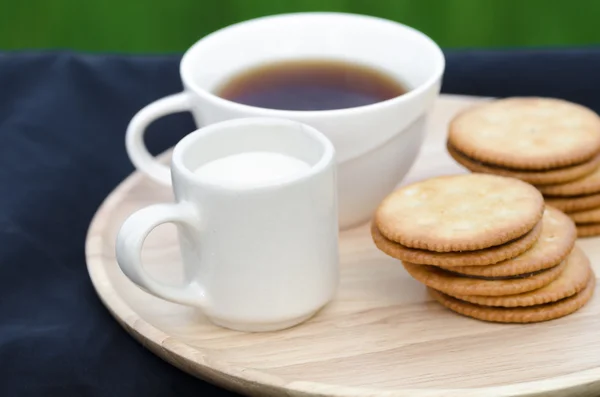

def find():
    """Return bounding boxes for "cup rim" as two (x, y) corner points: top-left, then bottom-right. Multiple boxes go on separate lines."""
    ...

(179, 11), (445, 118)
(171, 117), (336, 192)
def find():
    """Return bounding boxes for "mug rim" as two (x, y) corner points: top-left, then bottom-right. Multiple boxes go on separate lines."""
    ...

(179, 11), (445, 118)
(171, 117), (336, 192)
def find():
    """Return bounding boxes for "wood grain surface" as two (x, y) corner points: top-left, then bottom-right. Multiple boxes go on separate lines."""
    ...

(85, 95), (600, 397)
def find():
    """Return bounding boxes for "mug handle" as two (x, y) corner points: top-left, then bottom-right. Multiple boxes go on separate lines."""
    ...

(126, 92), (193, 185)
(115, 202), (207, 308)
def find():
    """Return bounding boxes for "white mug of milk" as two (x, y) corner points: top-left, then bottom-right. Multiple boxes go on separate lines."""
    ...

(116, 118), (339, 332)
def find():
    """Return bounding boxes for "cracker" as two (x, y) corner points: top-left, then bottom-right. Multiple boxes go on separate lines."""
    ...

(428, 275), (595, 323)
(537, 166), (600, 196)
(569, 207), (600, 223)
(371, 220), (542, 267)
(577, 223), (600, 238)
(448, 246), (590, 307)
(403, 259), (566, 296)
(448, 143), (600, 185)
(448, 97), (600, 170)
(375, 173), (544, 252)
(445, 207), (576, 277)
(545, 192), (600, 213)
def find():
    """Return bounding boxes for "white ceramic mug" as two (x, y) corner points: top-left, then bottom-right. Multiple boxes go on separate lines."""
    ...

(126, 12), (444, 229)
(116, 118), (339, 332)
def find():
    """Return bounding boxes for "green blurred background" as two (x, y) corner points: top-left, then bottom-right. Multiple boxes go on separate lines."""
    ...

(1, 0), (599, 53)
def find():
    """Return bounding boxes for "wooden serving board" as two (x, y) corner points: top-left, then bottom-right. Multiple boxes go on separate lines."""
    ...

(85, 95), (600, 397)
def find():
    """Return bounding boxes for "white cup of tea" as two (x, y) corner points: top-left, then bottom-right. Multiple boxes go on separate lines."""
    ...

(116, 118), (339, 332)
(126, 12), (445, 229)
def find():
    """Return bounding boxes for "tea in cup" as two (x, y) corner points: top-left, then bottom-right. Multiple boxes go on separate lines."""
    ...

(125, 12), (445, 229)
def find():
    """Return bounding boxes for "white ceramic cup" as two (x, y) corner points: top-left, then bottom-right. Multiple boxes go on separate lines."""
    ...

(116, 118), (339, 332)
(126, 12), (444, 229)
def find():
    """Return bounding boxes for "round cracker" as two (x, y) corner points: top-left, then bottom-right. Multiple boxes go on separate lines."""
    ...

(545, 192), (600, 213)
(448, 143), (600, 185)
(403, 259), (566, 297)
(371, 220), (542, 267)
(537, 166), (600, 196)
(577, 223), (600, 238)
(448, 245), (590, 307)
(569, 207), (600, 224)
(445, 207), (576, 277)
(428, 275), (595, 323)
(448, 97), (600, 170)
(375, 174), (544, 252)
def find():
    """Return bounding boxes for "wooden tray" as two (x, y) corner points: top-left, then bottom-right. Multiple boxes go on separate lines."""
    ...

(85, 95), (600, 397)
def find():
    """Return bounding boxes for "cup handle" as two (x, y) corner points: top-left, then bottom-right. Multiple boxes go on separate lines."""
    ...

(115, 202), (207, 308)
(126, 92), (193, 185)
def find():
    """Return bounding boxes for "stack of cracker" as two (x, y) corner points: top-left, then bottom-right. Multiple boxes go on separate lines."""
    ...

(372, 173), (595, 323)
(447, 97), (600, 237)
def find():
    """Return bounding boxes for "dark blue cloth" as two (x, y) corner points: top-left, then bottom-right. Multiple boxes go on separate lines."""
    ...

(1, 48), (599, 396)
